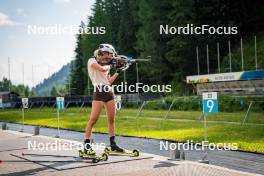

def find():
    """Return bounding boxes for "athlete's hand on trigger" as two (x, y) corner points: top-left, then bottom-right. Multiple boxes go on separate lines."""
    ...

(116, 64), (129, 74)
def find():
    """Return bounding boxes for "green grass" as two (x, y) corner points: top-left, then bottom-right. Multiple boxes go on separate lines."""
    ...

(0, 107), (263, 153)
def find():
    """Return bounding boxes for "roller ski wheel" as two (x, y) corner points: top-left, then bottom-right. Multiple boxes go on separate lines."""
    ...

(104, 147), (111, 153)
(132, 149), (140, 157)
(104, 147), (140, 157)
(92, 158), (100, 163)
(78, 150), (108, 162)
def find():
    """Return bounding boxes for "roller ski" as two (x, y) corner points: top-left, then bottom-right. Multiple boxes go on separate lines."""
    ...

(104, 145), (139, 157)
(104, 136), (139, 157)
(78, 150), (108, 163)
(79, 140), (108, 163)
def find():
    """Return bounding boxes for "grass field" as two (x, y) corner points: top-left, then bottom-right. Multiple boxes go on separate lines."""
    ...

(0, 107), (263, 153)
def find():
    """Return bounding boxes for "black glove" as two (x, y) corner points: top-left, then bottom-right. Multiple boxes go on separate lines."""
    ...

(116, 68), (124, 74)
(116, 64), (129, 74)
(109, 59), (117, 68)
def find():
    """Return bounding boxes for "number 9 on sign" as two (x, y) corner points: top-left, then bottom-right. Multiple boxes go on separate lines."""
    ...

(203, 99), (218, 113)
(207, 100), (214, 112)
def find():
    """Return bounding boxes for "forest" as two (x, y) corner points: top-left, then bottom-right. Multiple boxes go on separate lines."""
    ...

(70, 0), (264, 95)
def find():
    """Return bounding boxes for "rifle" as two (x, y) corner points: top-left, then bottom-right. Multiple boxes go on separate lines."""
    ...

(111, 55), (151, 69)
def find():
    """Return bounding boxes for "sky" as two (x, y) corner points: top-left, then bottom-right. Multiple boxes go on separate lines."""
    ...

(0, 0), (94, 88)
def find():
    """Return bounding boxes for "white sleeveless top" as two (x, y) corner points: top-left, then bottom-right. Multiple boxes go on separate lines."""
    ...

(87, 57), (111, 86)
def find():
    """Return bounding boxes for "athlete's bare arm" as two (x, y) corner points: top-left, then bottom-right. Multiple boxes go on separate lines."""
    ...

(108, 73), (119, 85)
(91, 63), (110, 72)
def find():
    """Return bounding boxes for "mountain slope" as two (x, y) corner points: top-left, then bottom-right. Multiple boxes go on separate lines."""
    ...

(34, 61), (73, 96)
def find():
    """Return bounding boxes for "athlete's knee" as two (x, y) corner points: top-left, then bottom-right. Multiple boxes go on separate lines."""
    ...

(88, 118), (98, 126)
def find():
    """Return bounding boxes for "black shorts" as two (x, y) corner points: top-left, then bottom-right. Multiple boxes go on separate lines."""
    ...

(93, 85), (114, 102)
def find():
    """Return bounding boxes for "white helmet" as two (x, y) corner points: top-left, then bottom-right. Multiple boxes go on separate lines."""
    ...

(98, 43), (117, 56)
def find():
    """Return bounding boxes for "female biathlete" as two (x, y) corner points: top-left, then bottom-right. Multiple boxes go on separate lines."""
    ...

(83, 44), (127, 155)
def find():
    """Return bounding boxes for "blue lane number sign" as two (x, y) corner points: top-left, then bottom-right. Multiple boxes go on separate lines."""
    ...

(56, 97), (64, 110)
(203, 92), (218, 113)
